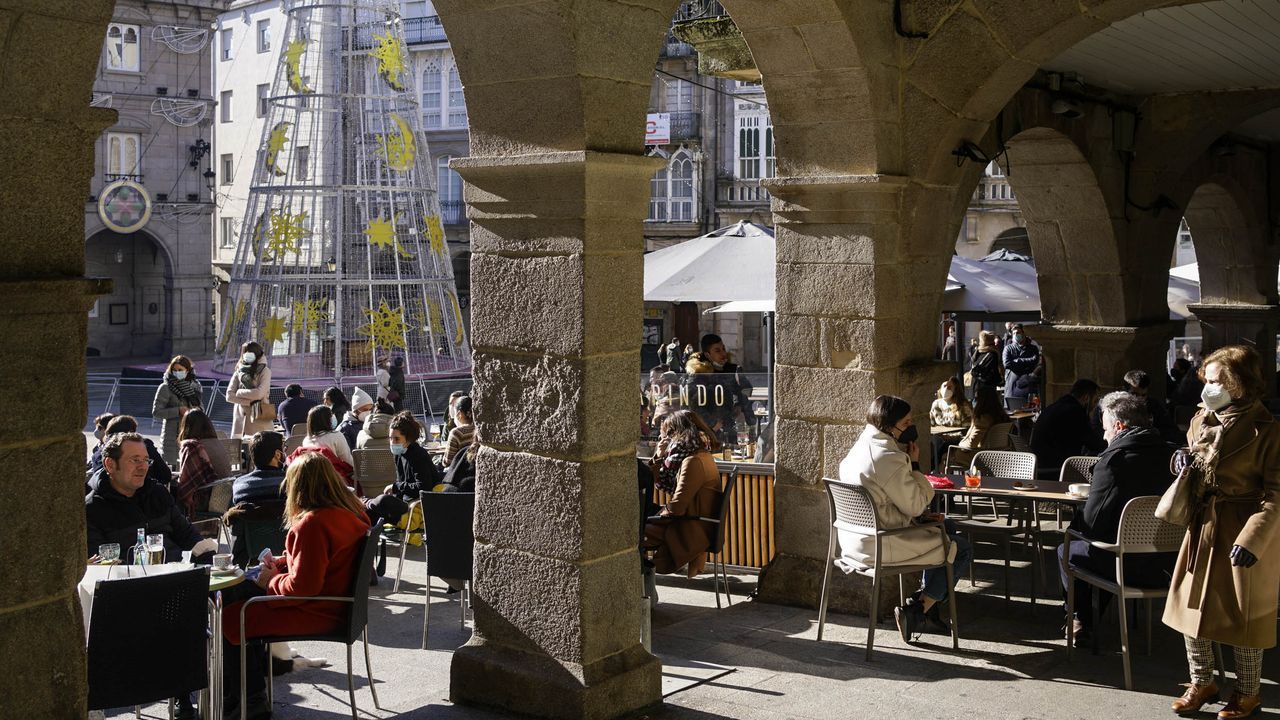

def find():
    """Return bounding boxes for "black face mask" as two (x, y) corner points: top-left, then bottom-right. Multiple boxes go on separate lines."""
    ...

(895, 424), (919, 444)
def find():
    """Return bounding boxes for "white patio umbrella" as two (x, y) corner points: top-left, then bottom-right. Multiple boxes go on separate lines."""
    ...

(643, 220), (774, 302)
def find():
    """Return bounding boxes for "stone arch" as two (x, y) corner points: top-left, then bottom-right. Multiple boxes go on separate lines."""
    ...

(1000, 126), (1124, 325)
(1183, 180), (1272, 305)
(991, 226), (1031, 257)
(85, 227), (175, 358)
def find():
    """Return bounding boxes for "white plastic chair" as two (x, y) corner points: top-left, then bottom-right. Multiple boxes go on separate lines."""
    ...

(815, 479), (959, 660)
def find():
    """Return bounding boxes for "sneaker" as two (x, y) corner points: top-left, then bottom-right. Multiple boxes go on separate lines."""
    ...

(922, 603), (951, 634)
(893, 599), (923, 643)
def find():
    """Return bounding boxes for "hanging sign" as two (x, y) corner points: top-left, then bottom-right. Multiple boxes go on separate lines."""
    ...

(645, 113), (670, 145)
(98, 179), (152, 233)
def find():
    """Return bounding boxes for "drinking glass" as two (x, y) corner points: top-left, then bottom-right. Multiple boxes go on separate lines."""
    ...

(145, 534), (166, 565)
(964, 472), (982, 489)
(97, 543), (121, 564)
(430, 424), (442, 441)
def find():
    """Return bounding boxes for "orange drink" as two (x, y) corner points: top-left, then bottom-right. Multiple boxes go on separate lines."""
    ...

(964, 472), (982, 488)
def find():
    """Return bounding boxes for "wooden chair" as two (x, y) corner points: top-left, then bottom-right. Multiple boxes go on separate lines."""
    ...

(1063, 496), (1182, 690)
(815, 479), (959, 660)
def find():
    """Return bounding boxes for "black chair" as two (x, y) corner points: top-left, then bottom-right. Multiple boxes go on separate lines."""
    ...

(239, 529), (383, 720)
(703, 467), (738, 608)
(87, 568), (210, 717)
(226, 500), (287, 567)
(419, 490), (475, 649)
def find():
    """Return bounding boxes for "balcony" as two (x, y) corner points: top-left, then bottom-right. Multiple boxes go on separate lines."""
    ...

(440, 200), (466, 226)
(668, 111), (700, 142)
(673, 0), (726, 21)
(104, 173), (143, 184)
(404, 15), (448, 45)
(717, 178), (770, 205)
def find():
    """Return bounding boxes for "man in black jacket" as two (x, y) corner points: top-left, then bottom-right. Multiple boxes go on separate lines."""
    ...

(1030, 378), (1106, 473)
(276, 383), (317, 434)
(1056, 392), (1177, 644)
(231, 431), (287, 505)
(85, 432), (215, 562)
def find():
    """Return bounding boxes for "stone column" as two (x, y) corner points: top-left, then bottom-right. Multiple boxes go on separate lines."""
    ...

(447, 151), (662, 720)
(755, 175), (953, 615)
(0, 2), (115, 715)
(1034, 322), (1182, 400)
(1188, 303), (1280, 394)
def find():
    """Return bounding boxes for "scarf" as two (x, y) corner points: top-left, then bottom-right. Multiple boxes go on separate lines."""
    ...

(236, 360), (261, 389)
(1189, 403), (1250, 488)
(165, 372), (202, 407)
(655, 439), (701, 494)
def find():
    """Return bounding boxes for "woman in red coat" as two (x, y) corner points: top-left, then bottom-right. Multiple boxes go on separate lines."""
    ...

(221, 452), (370, 718)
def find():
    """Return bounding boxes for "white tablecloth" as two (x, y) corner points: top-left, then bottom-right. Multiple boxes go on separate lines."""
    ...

(79, 562), (197, 639)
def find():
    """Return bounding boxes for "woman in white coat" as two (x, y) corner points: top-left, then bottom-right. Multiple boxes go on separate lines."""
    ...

(838, 394), (972, 643)
(225, 341), (273, 438)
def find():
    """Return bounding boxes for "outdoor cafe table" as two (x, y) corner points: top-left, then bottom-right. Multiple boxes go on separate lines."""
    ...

(931, 476), (1086, 602)
(81, 562), (244, 719)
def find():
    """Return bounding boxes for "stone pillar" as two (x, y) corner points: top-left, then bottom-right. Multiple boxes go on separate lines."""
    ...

(0, 3), (116, 716)
(755, 175), (953, 615)
(1034, 322), (1182, 400)
(447, 151), (662, 720)
(1188, 303), (1280, 394)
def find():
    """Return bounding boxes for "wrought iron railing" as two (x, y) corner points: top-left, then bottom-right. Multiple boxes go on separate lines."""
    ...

(440, 199), (466, 226)
(404, 15), (448, 45)
(673, 0), (727, 21)
(669, 111), (701, 142)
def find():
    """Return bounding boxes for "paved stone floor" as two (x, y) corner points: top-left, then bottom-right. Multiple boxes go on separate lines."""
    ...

(98, 538), (1280, 720)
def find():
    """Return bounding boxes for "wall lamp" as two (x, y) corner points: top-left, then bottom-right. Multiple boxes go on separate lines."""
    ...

(188, 138), (211, 169)
(951, 141), (991, 166)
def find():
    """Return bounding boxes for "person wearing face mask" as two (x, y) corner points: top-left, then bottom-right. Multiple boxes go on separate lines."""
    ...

(152, 354), (203, 465)
(837, 395), (972, 643)
(1055, 392), (1175, 647)
(356, 398), (397, 449)
(929, 377), (973, 428)
(1165, 345), (1280, 719)
(383, 411), (441, 505)
(1001, 323), (1041, 406)
(684, 333), (754, 447)
(226, 341), (273, 438)
(337, 386), (375, 449)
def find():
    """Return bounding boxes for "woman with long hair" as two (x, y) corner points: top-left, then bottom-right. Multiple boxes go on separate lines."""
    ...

(376, 356), (407, 411)
(322, 386), (351, 429)
(152, 354), (202, 464)
(643, 410), (723, 578)
(221, 453), (370, 718)
(175, 408), (231, 515)
(301, 405), (354, 470)
(930, 376), (973, 428)
(1165, 345), (1280, 718)
(969, 330), (1002, 398)
(226, 341), (273, 438)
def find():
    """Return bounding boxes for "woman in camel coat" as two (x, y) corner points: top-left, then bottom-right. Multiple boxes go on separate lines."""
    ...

(1165, 345), (1280, 719)
(225, 340), (273, 438)
(644, 410), (723, 577)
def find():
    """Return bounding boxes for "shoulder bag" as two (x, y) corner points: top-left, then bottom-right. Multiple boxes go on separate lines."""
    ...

(1155, 448), (1199, 526)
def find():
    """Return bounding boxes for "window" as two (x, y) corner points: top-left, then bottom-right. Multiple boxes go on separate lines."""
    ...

(987, 161), (1004, 177)
(105, 23), (140, 72)
(106, 132), (140, 176)
(403, 0), (429, 18)
(220, 90), (232, 123)
(219, 28), (233, 61)
(421, 59), (442, 129)
(647, 149), (697, 222)
(220, 217), (236, 248)
(447, 63), (467, 127)
(256, 84), (270, 118)
(256, 19), (271, 53)
(295, 146), (310, 180)
(437, 155), (463, 224)
(220, 154), (234, 184)
(664, 77), (694, 113)
(735, 114), (774, 180)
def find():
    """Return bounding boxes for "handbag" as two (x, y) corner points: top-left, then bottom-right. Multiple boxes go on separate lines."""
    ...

(249, 398), (277, 424)
(1155, 448), (1199, 526)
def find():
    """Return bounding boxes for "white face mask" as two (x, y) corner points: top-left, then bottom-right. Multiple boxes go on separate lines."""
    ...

(1201, 382), (1233, 412)
(172, 370), (188, 380)
(941, 385), (953, 401)
(241, 352), (256, 364)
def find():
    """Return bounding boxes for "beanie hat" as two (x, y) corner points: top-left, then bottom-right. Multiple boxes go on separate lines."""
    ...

(350, 386), (374, 410)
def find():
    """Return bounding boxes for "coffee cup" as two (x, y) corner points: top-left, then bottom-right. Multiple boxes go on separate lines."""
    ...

(1069, 483), (1090, 497)
(212, 553), (234, 571)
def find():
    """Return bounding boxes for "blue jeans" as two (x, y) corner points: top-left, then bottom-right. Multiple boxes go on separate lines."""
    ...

(921, 520), (972, 603)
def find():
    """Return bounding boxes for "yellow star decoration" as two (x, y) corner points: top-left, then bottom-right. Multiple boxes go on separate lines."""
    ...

(216, 299), (248, 352)
(282, 39), (313, 93)
(291, 299), (329, 334)
(425, 297), (444, 336)
(261, 315), (289, 345)
(264, 122), (292, 177)
(266, 211), (310, 257)
(378, 113), (416, 172)
(424, 215), (446, 258)
(446, 290), (465, 347)
(369, 32), (406, 91)
(364, 214), (413, 258)
(357, 300), (410, 351)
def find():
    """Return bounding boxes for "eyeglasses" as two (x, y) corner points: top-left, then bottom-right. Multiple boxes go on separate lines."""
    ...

(119, 456), (152, 467)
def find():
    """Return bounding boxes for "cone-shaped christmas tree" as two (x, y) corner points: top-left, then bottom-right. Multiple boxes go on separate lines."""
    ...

(216, 0), (469, 379)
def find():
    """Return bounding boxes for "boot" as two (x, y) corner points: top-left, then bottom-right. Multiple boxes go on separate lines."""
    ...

(643, 567), (659, 607)
(1218, 692), (1261, 719)
(893, 598), (924, 643)
(374, 538), (387, 577)
(1172, 682), (1220, 715)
